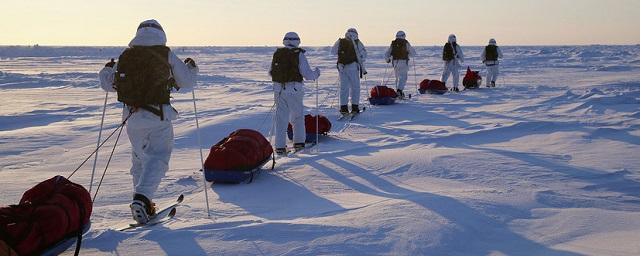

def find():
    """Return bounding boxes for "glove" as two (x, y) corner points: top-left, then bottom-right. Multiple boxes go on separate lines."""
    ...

(385, 58), (391, 63)
(105, 58), (116, 68)
(315, 67), (321, 78)
(184, 58), (197, 68)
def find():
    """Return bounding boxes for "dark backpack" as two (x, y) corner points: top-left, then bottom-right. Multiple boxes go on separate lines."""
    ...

(115, 46), (173, 107)
(270, 48), (303, 83)
(442, 42), (456, 61)
(337, 38), (358, 65)
(485, 45), (498, 61)
(390, 38), (409, 60)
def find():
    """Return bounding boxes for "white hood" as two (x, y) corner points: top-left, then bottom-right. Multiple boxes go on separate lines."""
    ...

(283, 32), (301, 48)
(489, 38), (497, 45)
(448, 34), (457, 44)
(345, 28), (358, 40)
(396, 31), (406, 39)
(128, 19), (167, 47)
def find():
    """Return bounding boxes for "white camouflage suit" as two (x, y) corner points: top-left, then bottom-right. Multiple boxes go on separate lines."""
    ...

(384, 31), (416, 92)
(480, 38), (504, 86)
(331, 28), (367, 108)
(441, 34), (465, 89)
(270, 32), (320, 149)
(98, 19), (198, 200)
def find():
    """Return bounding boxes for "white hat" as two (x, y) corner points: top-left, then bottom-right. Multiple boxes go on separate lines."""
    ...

(489, 38), (497, 45)
(396, 31), (406, 39)
(283, 32), (300, 48)
(448, 34), (457, 43)
(346, 28), (359, 40)
(129, 19), (167, 47)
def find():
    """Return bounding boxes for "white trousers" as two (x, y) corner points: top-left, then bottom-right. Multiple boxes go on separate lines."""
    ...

(393, 60), (410, 91)
(274, 82), (305, 148)
(126, 108), (174, 200)
(441, 61), (460, 88)
(338, 62), (361, 106)
(486, 64), (499, 85)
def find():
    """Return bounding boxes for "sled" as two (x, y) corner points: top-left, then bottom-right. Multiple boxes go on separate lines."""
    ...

(204, 155), (274, 184)
(368, 96), (396, 105)
(40, 223), (91, 256)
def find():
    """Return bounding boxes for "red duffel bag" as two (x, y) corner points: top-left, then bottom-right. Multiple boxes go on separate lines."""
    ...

(204, 129), (273, 172)
(370, 85), (397, 98)
(0, 176), (92, 256)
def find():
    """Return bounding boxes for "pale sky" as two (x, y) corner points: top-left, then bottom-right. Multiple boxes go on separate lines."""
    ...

(1, 0), (639, 46)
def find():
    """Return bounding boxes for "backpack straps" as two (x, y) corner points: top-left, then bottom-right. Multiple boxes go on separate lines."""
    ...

(138, 105), (165, 121)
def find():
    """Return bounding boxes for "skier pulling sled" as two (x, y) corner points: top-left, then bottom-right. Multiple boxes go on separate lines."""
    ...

(384, 31), (416, 99)
(287, 114), (332, 143)
(369, 85), (398, 105)
(204, 129), (275, 184)
(418, 79), (448, 95)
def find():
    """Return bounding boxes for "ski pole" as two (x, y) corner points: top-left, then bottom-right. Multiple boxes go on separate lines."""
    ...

(192, 89), (212, 218)
(89, 91), (108, 194)
(315, 79), (319, 153)
(412, 59), (418, 95)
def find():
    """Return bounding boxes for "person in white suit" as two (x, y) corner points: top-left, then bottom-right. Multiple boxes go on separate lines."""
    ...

(269, 32), (320, 155)
(331, 28), (367, 114)
(98, 19), (198, 224)
(441, 34), (464, 92)
(480, 38), (504, 87)
(384, 31), (416, 98)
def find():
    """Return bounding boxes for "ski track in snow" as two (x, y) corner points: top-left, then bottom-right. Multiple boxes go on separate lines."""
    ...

(1, 45), (640, 255)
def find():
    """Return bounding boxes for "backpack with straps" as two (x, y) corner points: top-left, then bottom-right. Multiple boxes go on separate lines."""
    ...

(337, 38), (358, 65)
(390, 38), (409, 60)
(485, 45), (499, 61)
(270, 48), (303, 83)
(442, 42), (456, 61)
(115, 46), (174, 108)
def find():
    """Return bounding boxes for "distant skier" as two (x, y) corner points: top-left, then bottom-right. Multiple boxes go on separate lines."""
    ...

(480, 38), (503, 87)
(441, 34), (464, 92)
(98, 19), (198, 224)
(384, 31), (416, 98)
(331, 28), (367, 115)
(269, 32), (321, 155)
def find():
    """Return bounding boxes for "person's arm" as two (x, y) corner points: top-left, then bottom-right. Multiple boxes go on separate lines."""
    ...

(168, 51), (198, 90)
(498, 46), (504, 59)
(407, 42), (416, 58)
(457, 45), (465, 63)
(357, 41), (367, 62)
(480, 48), (487, 62)
(330, 40), (340, 56)
(384, 45), (392, 62)
(298, 51), (320, 81)
(98, 60), (117, 92)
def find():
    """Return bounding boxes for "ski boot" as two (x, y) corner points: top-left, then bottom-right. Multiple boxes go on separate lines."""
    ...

(275, 148), (288, 156)
(452, 87), (460, 92)
(491, 81), (496, 87)
(396, 89), (405, 99)
(351, 104), (360, 114)
(130, 193), (156, 224)
(293, 143), (305, 151)
(339, 105), (349, 115)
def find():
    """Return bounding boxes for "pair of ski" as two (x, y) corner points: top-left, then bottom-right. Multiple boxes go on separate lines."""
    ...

(116, 194), (184, 231)
(279, 142), (318, 157)
(338, 107), (367, 121)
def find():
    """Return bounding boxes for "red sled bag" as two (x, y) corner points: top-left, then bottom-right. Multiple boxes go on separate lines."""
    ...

(204, 129), (274, 183)
(369, 85), (397, 105)
(463, 66), (482, 89)
(419, 79), (447, 94)
(287, 114), (332, 143)
(0, 176), (92, 256)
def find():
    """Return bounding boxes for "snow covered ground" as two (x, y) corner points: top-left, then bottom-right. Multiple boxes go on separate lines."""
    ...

(1, 45), (639, 255)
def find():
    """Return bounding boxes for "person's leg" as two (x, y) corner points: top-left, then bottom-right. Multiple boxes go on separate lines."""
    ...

(135, 120), (173, 200)
(441, 61), (451, 84)
(274, 89), (289, 149)
(396, 61), (409, 91)
(289, 83), (306, 145)
(452, 63), (460, 89)
(349, 64), (361, 108)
